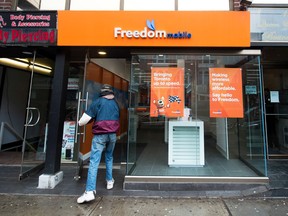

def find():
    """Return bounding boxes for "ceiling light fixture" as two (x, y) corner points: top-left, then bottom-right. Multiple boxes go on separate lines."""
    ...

(22, 51), (33, 55)
(98, 51), (107, 55)
(0, 58), (52, 75)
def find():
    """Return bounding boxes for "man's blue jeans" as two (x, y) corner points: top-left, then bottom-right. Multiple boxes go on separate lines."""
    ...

(86, 133), (116, 191)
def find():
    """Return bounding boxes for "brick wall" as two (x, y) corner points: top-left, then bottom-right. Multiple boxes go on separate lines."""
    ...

(0, 0), (14, 10)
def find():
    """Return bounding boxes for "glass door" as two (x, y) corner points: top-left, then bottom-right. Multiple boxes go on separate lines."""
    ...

(72, 54), (129, 179)
(19, 51), (53, 180)
(70, 57), (87, 179)
(263, 67), (288, 159)
(238, 56), (267, 175)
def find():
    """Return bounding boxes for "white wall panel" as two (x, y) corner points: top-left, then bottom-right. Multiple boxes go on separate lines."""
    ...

(178, 0), (229, 11)
(40, 0), (66, 10)
(124, 0), (175, 11)
(70, 0), (120, 10)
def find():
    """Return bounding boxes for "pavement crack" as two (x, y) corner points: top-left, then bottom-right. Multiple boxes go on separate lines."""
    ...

(87, 197), (103, 216)
(221, 199), (233, 216)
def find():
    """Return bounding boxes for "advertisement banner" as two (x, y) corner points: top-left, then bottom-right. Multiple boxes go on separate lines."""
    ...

(209, 68), (243, 118)
(62, 121), (76, 160)
(150, 67), (184, 118)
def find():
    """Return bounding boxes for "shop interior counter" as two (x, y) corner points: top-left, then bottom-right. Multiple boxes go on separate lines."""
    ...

(168, 120), (204, 167)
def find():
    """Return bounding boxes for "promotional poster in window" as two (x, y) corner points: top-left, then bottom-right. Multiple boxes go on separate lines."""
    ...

(209, 68), (243, 118)
(150, 67), (184, 118)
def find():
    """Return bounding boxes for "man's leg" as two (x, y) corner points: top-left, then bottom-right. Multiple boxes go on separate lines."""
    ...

(105, 133), (116, 185)
(77, 135), (107, 204)
(86, 135), (106, 191)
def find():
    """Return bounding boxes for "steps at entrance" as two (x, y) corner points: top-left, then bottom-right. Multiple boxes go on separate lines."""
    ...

(123, 176), (269, 197)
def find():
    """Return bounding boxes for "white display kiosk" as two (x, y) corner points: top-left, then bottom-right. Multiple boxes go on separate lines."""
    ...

(168, 120), (205, 167)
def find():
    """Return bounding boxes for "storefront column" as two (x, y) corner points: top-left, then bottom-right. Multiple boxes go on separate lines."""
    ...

(38, 50), (69, 189)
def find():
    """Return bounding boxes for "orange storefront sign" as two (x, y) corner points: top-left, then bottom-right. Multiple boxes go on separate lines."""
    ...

(209, 68), (243, 118)
(150, 67), (184, 118)
(57, 11), (250, 47)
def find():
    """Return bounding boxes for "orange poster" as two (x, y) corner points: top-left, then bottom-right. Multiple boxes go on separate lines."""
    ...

(209, 68), (243, 118)
(150, 67), (184, 117)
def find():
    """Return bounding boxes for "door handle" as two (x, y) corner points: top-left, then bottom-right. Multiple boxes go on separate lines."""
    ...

(25, 107), (40, 127)
(75, 92), (89, 143)
(74, 91), (81, 144)
(82, 92), (89, 143)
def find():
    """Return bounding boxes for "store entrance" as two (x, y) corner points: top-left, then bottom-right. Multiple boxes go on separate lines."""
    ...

(263, 67), (288, 159)
(261, 47), (288, 159)
(0, 48), (129, 180)
(64, 54), (129, 179)
(0, 49), (54, 179)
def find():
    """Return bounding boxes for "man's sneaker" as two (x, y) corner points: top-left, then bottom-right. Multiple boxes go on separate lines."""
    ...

(106, 179), (114, 190)
(77, 191), (95, 204)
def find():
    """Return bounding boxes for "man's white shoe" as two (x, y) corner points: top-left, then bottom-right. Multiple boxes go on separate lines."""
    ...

(106, 179), (114, 190)
(77, 191), (95, 204)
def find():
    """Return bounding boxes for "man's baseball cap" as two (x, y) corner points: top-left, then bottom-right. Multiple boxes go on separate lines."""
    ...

(100, 84), (114, 94)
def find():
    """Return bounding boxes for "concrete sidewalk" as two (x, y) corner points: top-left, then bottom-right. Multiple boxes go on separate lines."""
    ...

(0, 194), (287, 216)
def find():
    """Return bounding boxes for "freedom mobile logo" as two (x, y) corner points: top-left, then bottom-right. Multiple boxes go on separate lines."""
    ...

(114, 20), (192, 39)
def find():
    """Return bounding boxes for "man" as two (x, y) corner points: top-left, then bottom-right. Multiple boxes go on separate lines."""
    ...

(77, 84), (120, 204)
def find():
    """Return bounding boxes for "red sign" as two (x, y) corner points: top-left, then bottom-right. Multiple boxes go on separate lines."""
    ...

(0, 11), (57, 45)
(0, 29), (56, 43)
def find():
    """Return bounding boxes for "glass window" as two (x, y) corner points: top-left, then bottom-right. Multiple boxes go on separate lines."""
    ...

(253, 0), (288, 3)
(40, 0), (66, 10)
(250, 8), (288, 42)
(127, 53), (267, 177)
(70, 0), (120, 10)
(178, 0), (229, 11)
(124, 0), (175, 10)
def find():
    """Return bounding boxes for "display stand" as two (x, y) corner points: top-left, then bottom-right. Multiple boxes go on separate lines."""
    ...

(168, 120), (204, 167)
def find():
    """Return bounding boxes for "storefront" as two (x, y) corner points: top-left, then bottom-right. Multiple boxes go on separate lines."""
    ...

(0, 10), (269, 188)
(0, 11), (57, 179)
(249, 6), (288, 160)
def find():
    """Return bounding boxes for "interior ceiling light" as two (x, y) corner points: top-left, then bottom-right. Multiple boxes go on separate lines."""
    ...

(0, 58), (28, 69)
(28, 65), (51, 74)
(16, 58), (52, 70)
(15, 58), (29, 63)
(98, 51), (107, 55)
(22, 51), (33, 55)
(0, 58), (52, 75)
